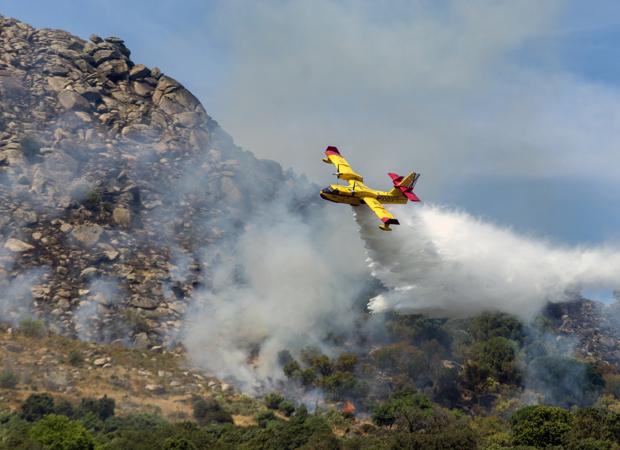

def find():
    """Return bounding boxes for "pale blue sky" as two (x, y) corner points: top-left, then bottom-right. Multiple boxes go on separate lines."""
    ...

(3, 1), (620, 245)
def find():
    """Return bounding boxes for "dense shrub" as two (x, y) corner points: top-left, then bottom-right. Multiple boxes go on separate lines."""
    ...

(21, 393), (55, 422)
(67, 350), (84, 367)
(334, 353), (358, 372)
(54, 398), (75, 418)
(191, 396), (232, 424)
(528, 356), (604, 407)
(162, 436), (198, 450)
(256, 410), (277, 428)
(18, 318), (46, 338)
(511, 405), (574, 447)
(78, 395), (115, 421)
(264, 392), (284, 409)
(387, 313), (451, 348)
(474, 336), (521, 384)
(0, 369), (18, 389)
(29, 414), (95, 450)
(469, 311), (525, 343)
(279, 400), (296, 417)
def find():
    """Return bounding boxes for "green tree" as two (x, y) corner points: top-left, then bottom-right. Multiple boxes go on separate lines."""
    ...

(264, 392), (284, 409)
(469, 311), (524, 343)
(18, 318), (46, 338)
(0, 369), (18, 389)
(256, 410), (277, 428)
(21, 393), (55, 422)
(529, 356), (604, 407)
(191, 396), (232, 424)
(77, 395), (115, 421)
(162, 436), (198, 450)
(511, 405), (574, 447)
(29, 414), (95, 450)
(371, 390), (434, 433)
(67, 350), (84, 367)
(334, 353), (358, 372)
(279, 400), (296, 417)
(372, 403), (396, 428)
(473, 336), (521, 384)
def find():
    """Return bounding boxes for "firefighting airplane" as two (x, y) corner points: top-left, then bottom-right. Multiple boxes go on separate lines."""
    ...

(320, 146), (421, 231)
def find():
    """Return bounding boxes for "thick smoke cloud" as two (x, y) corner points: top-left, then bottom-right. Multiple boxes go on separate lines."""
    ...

(184, 202), (368, 392)
(356, 204), (620, 319)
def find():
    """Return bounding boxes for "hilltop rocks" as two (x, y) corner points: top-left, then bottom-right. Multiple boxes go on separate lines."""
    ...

(57, 91), (91, 111)
(71, 224), (103, 247)
(4, 238), (34, 252)
(112, 207), (131, 228)
(0, 13), (301, 348)
(545, 299), (620, 369)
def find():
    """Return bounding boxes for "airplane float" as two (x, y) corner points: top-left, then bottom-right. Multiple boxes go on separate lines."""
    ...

(320, 146), (421, 231)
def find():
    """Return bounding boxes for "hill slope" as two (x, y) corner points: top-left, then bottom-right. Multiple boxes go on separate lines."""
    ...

(0, 13), (313, 350)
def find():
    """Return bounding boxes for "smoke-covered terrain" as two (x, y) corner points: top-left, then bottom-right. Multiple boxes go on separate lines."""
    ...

(4, 11), (620, 450)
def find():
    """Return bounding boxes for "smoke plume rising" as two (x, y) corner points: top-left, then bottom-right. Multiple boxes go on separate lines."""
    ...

(183, 202), (369, 392)
(356, 203), (620, 319)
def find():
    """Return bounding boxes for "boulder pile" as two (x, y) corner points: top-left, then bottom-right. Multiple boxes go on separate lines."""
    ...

(0, 14), (310, 348)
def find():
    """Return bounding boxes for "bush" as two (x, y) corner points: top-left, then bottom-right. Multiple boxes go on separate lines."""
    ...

(256, 410), (277, 428)
(19, 318), (46, 338)
(78, 395), (115, 421)
(529, 356), (604, 407)
(387, 313), (451, 348)
(283, 360), (301, 378)
(68, 350), (84, 367)
(372, 390), (434, 433)
(279, 400), (296, 417)
(372, 403), (396, 428)
(605, 374), (620, 399)
(54, 398), (75, 418)
(21, 393), (55, 422)
(163, 436), (198, 450)
(191, 396), (232, 424)
(264, 392), (284, 410)
(473, 336), (521, 384)
(511, 405), (573, 447)
(334, 353), (358, 372)
(469, 311), (525, 343)
(0, 369), (18, 389)
(319, 371), (364, 400)
(83, 190), (102, 211)
(30, 414), (95, 450)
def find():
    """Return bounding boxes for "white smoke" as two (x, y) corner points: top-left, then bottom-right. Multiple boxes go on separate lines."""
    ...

(183, 203), (368, 392)
(356, 203), (620, 319)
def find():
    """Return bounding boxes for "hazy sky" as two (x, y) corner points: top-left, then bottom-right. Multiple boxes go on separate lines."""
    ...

(3, 0), (620, 244)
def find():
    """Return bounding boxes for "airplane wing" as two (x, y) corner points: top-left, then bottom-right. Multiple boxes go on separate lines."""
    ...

(322, 146), (364, 182)
(363, 197), (400, 230)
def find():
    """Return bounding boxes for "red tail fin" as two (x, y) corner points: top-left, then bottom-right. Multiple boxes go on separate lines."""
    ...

(388, 172), (421, 202)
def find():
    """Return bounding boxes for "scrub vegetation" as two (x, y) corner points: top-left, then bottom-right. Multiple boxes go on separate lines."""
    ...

(3, 310), (620, 449)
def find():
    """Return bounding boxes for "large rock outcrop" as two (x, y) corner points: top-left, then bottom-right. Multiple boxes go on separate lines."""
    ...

(0, 14), (312, 347)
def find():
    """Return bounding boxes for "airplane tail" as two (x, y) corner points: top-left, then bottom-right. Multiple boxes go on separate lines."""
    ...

(388, 172), (421, 202)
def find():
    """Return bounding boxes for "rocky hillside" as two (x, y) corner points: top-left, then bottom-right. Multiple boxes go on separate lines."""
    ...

(0, 14), (313, 350)
(2, 12), (619, 379)
(544, 299), (620, 371)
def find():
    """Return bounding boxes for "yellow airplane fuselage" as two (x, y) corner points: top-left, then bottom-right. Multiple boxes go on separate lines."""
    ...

(320, 146), (420, 230)
(319, 182), (408, 206)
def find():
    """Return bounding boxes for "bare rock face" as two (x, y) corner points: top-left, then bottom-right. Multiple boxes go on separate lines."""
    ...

(4, 238), (34, 252)
(544, 299), (620, 369)
(0, 14), (312, 348)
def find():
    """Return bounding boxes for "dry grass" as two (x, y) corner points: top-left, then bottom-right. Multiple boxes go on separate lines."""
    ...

(0, 328), (254, 419)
